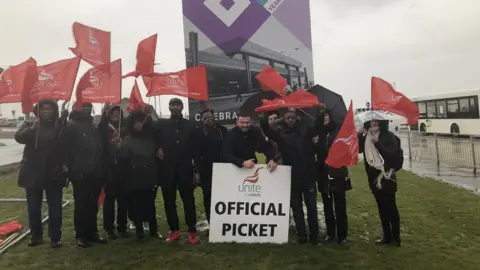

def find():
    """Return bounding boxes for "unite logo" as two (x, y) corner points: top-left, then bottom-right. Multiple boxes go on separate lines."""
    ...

(334, 133), (359, 162)
(86, 70), (103, 91)
(203, 0), (252, 27)
(34, 70), (57, 90)
(238, 166), (264, 197)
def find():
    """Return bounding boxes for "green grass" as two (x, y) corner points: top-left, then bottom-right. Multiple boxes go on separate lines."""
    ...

(0, 162), (480, 269)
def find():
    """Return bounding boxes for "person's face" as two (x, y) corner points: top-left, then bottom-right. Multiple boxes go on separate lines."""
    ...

(202, 111), (215, 127)
(284, 112), (297, 128)
(39, 104), (54, 121)
(83, 104), (93, 115)
(370, 120), (380, 133)
(133, 121), (143, 131)
(109, 109), (120, 122)
(236, 116), (251, 132)
(323, 113), (330, 126)
(169, 103), (183, 116)
(268, 114), (278, 126)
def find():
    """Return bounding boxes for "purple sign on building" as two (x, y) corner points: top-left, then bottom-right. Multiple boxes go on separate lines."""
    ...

(182, 0), (315, 124)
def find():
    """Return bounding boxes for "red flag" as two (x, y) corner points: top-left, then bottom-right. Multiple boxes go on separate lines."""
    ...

(75, 59), (122, 108)
(325, 101), (359, 168)
(123, 34), (157, 78)
(0, 220), (23, 237)
(371, 77), (419, 125)
(0, 58), (38, 105)
(144, 65), (209, 101)
(69, 22), (111, 66)
(97, 188), (105, 207)
(30, 57), (80, 103)
(255, 90), (321, 112)
(127, 80), (146, 112)
(256, 65), (287, 97)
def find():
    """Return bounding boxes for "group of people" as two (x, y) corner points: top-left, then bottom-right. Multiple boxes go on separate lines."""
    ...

(15, 97), (402, 249)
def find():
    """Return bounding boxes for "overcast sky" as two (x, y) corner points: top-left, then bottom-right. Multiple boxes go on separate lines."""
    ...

(0, 0), (479, 117)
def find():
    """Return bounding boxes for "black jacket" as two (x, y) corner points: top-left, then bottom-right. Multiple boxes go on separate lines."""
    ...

(97, 106), (127, 183)
(223, 126), (271, 168)
(261, 119), (318, 187)
(116, 111), (159, 190)
(65, 110), (104, 182)
(155, 116), (197, 188)
(15, 100), (67, 189)
(358, 121), (398, 193)
(194, 123), (228, 176)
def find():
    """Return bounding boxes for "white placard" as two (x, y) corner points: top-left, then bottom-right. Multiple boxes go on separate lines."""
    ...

(209, 163), (292, 244)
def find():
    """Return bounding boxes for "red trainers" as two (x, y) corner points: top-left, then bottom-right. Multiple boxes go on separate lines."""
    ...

(166, 230), (181, 243)
(187, 232), (200, 244)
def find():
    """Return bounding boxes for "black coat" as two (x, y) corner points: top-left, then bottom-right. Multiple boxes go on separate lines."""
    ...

(223, 126), (271, 168)
(64, 111), (104, 182)
(155, 116), (197, 189)
(15, 102), (67, 189)
(116, 132), (159, 190)
(193, 124), (227, 179)
(358, 124), (398, 194)
(97, 106), (127, 184)
(261, 120), (318, 187)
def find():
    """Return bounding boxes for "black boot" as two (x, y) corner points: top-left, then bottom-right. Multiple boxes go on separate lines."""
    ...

(390, 238), (401, 247)
(76, 237), (90, 248)
(90, 234), (107, 244)
(375, 237), (391, 245)
(297, 234), (308, 244)
(28, 238), (43, 247)
(105, 230), (117, 240)
(50, 240), (62, 248)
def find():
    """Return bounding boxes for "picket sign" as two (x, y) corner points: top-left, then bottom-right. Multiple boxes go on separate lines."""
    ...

(209, 163), (291, 244)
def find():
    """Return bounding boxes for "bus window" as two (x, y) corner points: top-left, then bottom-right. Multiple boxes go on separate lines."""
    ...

(459, 98), (469, 112)
(427, 102), (436, 118)
(469, 98), (476, 112)
(436, 100), (447, 118)
(447, 100), (459, 113)
(418, 102), (426, 118)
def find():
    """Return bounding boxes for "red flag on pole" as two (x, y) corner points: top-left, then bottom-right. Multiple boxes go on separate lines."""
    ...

(76, 59), (122, 109)
(123, 34), (157, 78)
(0, 58), (38, 105)
(371, 77), (419, 125)
(144, 65), (209, 101)
(127, 80), (146, 112)
(256, 65), (287, 97)
(325, 101), (359, 168)
(69, 22), (111, 66)
(255, 90), (321, 112)
(30, 57), (81, 103)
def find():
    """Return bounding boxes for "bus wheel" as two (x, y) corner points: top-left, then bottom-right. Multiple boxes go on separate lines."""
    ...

(420, 123), (426, 132)
(450, 123), (460, 134)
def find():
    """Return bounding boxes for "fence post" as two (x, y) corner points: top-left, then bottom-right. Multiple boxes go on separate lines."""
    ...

(434, 133), (440, 166)
(471, 136), (476, 176)
(407, 131), (412, 161)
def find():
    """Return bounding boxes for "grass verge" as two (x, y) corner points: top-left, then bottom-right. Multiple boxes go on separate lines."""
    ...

(0, 164), (479, 269)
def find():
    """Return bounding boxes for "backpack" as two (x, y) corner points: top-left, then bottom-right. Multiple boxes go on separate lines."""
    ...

(392, 135), (404, 171)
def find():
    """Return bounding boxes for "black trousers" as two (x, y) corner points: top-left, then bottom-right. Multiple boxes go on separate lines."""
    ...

(25, 187), (63, 242)
(321, 190), (348, 241)
(374, 190), (400, 240)
(290, 182), (318, 237)
(103, 183), (127, 233)
(200, 171), (212, 223)
(161, 174), (197, 233)
(127, 189), (157, 236)
(72, 178), (102, 239)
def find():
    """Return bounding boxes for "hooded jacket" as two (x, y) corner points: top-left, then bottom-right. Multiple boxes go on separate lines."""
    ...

(193, 122), (228, 176)
(15, 100), (67, 189)
(115, 110), (159, 190)
(65, 108), (104, 181)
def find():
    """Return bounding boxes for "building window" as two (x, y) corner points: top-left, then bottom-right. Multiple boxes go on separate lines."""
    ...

(426, 102), (436, 118)
(436, 100), (447, 118)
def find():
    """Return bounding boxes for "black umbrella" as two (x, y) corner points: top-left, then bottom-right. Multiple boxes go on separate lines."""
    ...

(304, 85), (347, 126)
(238, 91), (279, 120)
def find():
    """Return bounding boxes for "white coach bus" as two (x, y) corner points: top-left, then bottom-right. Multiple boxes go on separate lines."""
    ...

(411, 89), (480, 134)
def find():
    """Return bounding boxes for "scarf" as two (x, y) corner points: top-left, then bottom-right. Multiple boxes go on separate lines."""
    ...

(364, 131), (394, 189)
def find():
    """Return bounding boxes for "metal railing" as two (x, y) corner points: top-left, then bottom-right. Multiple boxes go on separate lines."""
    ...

(397, 131), (480, 174)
